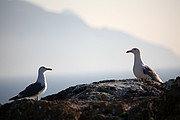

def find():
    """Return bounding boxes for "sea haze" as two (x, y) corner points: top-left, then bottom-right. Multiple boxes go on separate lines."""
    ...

(0, 1), (180, 104)
(0, 68), (180, 104)
(0, 0), (180, 78)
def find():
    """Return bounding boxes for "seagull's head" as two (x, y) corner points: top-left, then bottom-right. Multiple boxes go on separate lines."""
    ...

(126, 48), (140, 55)
(39, 66), (52, 73)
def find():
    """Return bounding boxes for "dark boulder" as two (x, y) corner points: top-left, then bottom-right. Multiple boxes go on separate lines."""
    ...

(0, 77), (179, 120)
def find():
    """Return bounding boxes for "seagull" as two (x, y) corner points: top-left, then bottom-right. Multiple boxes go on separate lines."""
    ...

(9, 66), (52, 101)
(126, 48), (163, 83)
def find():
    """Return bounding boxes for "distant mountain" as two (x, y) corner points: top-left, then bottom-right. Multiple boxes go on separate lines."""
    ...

(0, 0), (180, 77)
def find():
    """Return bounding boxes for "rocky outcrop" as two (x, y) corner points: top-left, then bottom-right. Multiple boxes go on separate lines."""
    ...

(0, 77), (179, 120)
(156, 76), (180, 120)
(43, 79), (163, 101)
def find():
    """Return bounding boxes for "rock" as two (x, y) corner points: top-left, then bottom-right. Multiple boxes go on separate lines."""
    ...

(43, 79), (163, 101)
(163, 76), (180, 89)
(129, 76), (180, 120)
(156, 76), (180, 120)
(0, 99), (81, 120)
(0, 77), (179, 120)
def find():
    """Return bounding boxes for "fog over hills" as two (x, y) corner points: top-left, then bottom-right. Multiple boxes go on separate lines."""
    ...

(0, 0), (180, 77)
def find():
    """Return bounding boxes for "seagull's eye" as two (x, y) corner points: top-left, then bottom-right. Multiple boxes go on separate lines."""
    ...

(41, 66), (46, 70)
(133, 48), (137, 51)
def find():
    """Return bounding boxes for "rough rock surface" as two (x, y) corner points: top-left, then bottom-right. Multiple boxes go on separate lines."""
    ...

(0, 77), (179, 120)
(43, 79), (163, 101)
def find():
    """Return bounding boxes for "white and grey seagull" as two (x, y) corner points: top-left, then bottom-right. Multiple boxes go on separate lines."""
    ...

(9, 66), (52, 101)
(126, 48), (163, 83)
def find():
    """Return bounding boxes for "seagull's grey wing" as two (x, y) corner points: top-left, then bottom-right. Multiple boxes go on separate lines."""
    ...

(143, 65), (157, 80)
(19, 82), (44, 97)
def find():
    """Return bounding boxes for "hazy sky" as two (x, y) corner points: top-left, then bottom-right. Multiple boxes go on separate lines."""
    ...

(25, 0), (180, 56)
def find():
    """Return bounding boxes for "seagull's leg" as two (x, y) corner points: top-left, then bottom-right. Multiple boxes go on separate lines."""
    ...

(35, 96), (38, 101)
(140, 78), (147, 83)
(140, 78), (144, 81)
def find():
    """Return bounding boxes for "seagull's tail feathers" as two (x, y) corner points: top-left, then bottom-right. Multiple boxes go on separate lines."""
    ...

(155, 76), (163, 83)
(9, 95), (21, 101)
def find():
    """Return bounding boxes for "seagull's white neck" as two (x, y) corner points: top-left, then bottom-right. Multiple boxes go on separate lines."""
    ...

(134, 53), (144, 66)
(37, 71), (46, 87)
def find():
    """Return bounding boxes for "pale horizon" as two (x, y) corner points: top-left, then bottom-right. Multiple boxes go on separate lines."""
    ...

(0, 0), (180, 78)
(1, 0), (180, 104)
